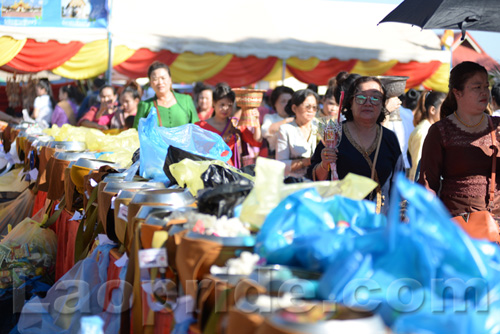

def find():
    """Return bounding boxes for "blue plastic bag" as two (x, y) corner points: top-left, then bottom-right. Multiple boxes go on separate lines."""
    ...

(291, 227), (361, 272)
(138, 108), (231, 183)
(318, 173), (500, 332)
(255, 188), (385, 271)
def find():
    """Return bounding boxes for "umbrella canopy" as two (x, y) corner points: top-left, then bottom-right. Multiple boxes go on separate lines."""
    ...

(380, 0), (500, 35)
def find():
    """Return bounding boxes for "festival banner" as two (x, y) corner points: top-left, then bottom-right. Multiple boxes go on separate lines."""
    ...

(0, 0), (108, 28)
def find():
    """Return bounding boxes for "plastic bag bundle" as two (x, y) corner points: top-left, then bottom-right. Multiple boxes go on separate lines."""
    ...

(317, 174), (500, 333)
(84, 128), (139, 153)
(44, 125), (140, 168)
(0, 167), (29, 193)
(197, 179), (254, 218)
(92, 129), (140, 168)
(138, 108), (231, 183)
(240, 157), (378, 229)
(255, 187), (384, 271)
(16, 244), (121, 334)
(163, 146), (213, 185)
(169, 158), (254, 196)
(44, 124), (94, 143)
(0, 217), (57, 291)
(0, 188), (35, 236)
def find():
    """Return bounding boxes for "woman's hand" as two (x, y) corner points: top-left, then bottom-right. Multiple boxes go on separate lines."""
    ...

(96, 103), (108, 118)
(268, 117), (295, 135)
(100, 102), (109, 112)
(80, 120), (108, 131)
(98, 124), (109, 131)
(385, 97), (402, 114)
(314, 147), (336, 180)
(321, 147), (337, 164)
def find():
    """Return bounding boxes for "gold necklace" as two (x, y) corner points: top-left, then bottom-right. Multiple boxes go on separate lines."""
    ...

(454, 112), (484, 128)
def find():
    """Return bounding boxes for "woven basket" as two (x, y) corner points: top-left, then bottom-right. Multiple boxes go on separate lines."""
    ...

(233, 88), (266, 108)
(233, 88), (266, 127)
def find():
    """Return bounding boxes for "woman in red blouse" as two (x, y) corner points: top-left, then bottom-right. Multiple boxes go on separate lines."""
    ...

(78, 85), (118, 130)
(196, 83), (262, 167)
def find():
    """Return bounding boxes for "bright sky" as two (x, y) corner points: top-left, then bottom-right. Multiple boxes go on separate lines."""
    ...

(347, 0), (500, 64)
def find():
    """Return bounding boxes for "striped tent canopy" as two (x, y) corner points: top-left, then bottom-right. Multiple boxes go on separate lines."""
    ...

(0, 0), (451, 91)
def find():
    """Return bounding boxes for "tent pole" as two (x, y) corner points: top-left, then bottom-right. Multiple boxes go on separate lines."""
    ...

(281, 59), (286, 84)
(105, 0), (113, 85)
(106, 31), (113, 85)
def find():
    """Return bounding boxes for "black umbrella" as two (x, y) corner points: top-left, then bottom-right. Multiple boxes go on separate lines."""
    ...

(379, 0), (500, 37)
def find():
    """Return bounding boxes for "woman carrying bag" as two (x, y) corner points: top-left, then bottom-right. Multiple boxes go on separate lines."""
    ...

(418, 61), (500, 242)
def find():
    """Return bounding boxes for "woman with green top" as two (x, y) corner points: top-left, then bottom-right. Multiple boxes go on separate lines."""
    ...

(133, 61), (199, 129)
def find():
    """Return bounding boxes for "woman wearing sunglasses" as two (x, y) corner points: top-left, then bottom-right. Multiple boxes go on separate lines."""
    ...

(307, 76), (404, 214)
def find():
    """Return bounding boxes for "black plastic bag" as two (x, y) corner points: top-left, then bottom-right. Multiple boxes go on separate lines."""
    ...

(132, 148), (140, 163)
(284, 175), (309, 184)
(197, 179), (253, 217)
(240, 164), (256, 177)
(201, 164), (254, 188)
(163, 146), (213, 185)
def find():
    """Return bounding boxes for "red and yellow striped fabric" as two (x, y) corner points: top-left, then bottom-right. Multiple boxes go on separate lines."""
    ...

(0, 36), (450, 92)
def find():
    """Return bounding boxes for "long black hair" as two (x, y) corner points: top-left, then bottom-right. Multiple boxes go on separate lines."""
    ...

(213, 83), (235, 103)
(37, 78), (56, 108)
(270, 86), (294, 111)
(147, 61), (171, 79)
(60, 85), (84, 105)
(119, 81), (142, 100)
(413, 91), (446, 126)
(441, 61), (488, 119)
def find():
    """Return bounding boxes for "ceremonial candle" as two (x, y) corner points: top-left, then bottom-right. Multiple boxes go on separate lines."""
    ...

(337, 91), (344, 123)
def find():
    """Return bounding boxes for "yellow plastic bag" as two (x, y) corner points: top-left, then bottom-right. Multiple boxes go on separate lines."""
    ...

(44, 125), (139, 168)
(0, 167), (29, 193)
(238, 158), (285, 229)
(0, 188), (35, 236)
(44, 124), (93, 143)
(1, 217), (56, 253)
(85, 128), (139, 153)
(280, 173), (378, 200)
(239, 157), (377, 229)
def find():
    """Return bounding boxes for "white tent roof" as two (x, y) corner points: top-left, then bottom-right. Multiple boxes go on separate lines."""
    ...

(0, 0), (450, 63)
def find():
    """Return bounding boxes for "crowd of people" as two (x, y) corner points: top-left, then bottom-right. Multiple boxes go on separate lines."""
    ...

(7, 60), (500, 220)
